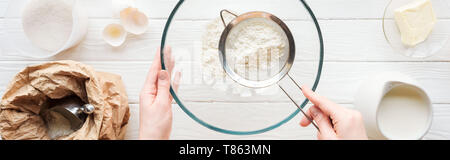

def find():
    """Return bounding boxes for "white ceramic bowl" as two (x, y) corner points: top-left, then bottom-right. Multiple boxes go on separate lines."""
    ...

(3, 0), (88, 58)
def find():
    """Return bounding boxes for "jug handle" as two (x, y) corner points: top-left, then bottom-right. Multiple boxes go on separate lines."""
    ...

(220, 9), (238, 28)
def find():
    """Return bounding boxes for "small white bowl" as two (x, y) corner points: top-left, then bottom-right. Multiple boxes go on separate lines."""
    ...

(20, 0), (88, 58)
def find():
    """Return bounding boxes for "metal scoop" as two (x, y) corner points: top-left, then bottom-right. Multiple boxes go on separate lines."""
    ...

(218, 10), (319, 131)
(44, 96), (95, 130)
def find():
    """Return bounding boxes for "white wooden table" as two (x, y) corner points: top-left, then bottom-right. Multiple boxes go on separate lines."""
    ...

(1, 0), (450, 140)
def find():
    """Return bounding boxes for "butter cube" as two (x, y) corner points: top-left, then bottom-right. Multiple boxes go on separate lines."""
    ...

(394, 0), (437, 47)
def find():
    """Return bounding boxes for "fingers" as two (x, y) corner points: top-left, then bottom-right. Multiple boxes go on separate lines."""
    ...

(173, 71), (181, 92)
(301, 85), (343, 116)
(300, 105), (315, 127)
(170, 71), (182, 101)
(170, 58), (175, 75)
(299, 105), (337, 139)
(301, 85), (325, 109)
(308, 106), (337, 140)
(140, 46), (176, 107)
(162, 46), (175, 75)
(154, 70), (172, 108)
(141, 46), (174, 97)
(161, 46), (178, 101)
(141, 48), (161, 101)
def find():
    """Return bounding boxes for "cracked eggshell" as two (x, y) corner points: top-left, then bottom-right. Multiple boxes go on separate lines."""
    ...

(120, 7), (149, 35)
(103, 23), (127, 47)
(111, 0), (135, 18)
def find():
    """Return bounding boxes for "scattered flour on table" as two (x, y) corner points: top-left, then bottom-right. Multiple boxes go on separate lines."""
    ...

(201, 15), (231, 80)
(201, 14), (285, 97)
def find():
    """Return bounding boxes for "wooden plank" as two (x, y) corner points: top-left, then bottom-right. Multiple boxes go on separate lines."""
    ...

(2, 19), (450, 62)
(83, 0), (450, 19)
(1, 102), (446, 140)
(109, 0), (450, 20)
(125, 103), (450, 140)
(2, 0), (450, 19)
(424, 104), (450, 140)
(0, 19), (165, 61)
(0, 0), (7, 18)
(126, 103), (318, 140)
(2, 0), (450, 140)
(1, 61), (450, 104)
(0, 0), (176, 19)
(133, 0), (450, 20)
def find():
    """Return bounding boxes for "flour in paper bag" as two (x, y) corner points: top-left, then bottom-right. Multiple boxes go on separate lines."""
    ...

(44, 110), (75, 139)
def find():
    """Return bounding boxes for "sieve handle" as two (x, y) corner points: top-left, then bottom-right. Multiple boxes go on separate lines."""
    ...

(220, 9), (238, 28)
(278, 74), (320, 131)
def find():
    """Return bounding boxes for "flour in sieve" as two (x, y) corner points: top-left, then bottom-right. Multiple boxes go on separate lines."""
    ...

(201, 13), (285, 97)
(225, 18), (287, 80)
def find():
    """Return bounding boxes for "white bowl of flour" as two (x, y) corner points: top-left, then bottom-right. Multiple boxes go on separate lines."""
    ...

(19, 0), (88, 58)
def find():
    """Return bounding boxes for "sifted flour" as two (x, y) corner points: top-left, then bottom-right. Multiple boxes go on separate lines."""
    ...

(201, 15), (231, 80)
(226, 18), (287, 80)
(201, 13), (286, 96)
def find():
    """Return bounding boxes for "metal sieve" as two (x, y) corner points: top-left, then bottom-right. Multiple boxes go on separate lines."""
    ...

(218, 10), (319, 131)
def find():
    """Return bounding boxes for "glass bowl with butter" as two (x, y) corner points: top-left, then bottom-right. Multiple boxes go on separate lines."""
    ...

(383, 0), (450, 58)
(161, 0), (324, 136)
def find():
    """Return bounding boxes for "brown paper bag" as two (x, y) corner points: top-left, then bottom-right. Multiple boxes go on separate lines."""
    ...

(0, 60), (130, 140)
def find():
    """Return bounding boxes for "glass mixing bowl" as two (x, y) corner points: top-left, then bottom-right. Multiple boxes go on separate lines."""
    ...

(161, 0), (324, 135)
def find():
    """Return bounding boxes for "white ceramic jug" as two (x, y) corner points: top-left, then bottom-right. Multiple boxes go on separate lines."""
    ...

(354, 72), (433, 140)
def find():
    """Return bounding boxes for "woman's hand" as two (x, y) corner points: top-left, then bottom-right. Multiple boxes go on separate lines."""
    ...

(300, 86), (368, 140)
(139, 46), (181, 140)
